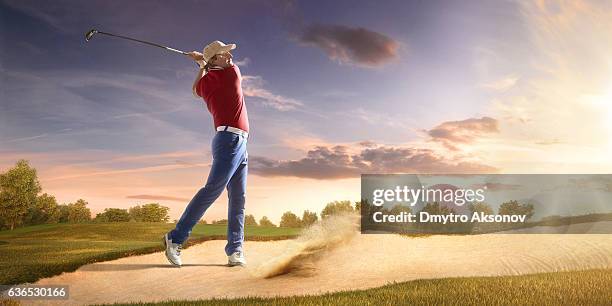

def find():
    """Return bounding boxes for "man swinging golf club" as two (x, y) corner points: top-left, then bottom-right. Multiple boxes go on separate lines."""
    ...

(163, 40), (249, 267)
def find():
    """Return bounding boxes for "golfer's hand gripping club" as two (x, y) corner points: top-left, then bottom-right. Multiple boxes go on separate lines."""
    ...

(188, 51), (206, 68)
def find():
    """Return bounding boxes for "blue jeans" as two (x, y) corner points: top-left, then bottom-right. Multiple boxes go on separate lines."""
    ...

(170, 131), (248, 255)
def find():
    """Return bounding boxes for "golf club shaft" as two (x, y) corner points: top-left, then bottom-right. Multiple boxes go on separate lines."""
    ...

(96, 31), (189, 55)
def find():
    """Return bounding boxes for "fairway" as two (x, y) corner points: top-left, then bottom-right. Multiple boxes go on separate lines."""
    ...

(0, 223), (300, 285)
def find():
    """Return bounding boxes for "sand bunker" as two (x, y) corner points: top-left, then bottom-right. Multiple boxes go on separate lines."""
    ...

(254, 213), (359, 278)
(21, 220), (612, 306)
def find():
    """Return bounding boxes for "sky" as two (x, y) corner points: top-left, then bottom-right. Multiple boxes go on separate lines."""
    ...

(1, 0), (612, 223)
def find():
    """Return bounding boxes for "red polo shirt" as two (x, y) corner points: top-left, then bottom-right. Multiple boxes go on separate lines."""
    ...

(195, 64), (249, 133)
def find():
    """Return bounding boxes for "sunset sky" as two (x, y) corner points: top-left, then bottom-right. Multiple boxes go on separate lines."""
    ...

(2, 0), (612, 223)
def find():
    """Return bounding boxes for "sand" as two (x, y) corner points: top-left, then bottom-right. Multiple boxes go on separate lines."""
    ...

(22, 221), (612, 305)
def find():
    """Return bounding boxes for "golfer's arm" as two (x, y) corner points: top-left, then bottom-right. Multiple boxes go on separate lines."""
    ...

(192, 68), (206, 98)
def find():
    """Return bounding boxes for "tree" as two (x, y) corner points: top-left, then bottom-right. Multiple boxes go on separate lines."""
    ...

(212, 219), (228, 225)
(498, 200), (534, 221)
(67, 199), (91, 223)
(389, 204), (412, 214)
(468, 202), (493, 215)
(129, 203), (170, 222)
(58, 204), (70, 223)
(354, 201), (361, 213)
(358, 199), (377, 228)
(259, 216), (276, 227)
(128, 205), (143, 221)
(321, 200), (354, 219)
(25, 193), (61, 225)
(301, 210), (318, 227)
(420, 202), (455, 215)
(468, 202), (494, 233)
(0, 160), (42, 230)
(280, 211), (301, 228)
(95, 208), (130, 222)
(389, 204), (412, 215)
(417, 202), (461, 233)
(244, 214), (258, 226)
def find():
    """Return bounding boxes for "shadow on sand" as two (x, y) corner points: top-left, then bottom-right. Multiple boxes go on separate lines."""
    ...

(80, 263), (228, 271)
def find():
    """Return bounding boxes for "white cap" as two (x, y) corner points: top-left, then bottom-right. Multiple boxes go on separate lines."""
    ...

(203, 40), (236, 63)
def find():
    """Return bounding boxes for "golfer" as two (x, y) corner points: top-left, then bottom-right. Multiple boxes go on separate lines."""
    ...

(164, 40), (249, 267)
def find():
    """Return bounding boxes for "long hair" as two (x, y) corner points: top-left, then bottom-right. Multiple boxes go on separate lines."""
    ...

(203, 55), (218, 72)
(204, 62), (214, 72)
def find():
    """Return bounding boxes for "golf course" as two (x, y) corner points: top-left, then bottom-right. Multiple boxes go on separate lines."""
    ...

(2, 215), (609, 306)
(0, 222), (300, 285)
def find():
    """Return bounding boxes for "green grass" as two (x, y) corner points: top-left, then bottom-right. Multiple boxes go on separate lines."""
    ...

(101, 269), (612, 306)
(0, 223), (300, 285)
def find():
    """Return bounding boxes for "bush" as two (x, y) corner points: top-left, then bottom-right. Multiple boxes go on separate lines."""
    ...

(95, 208), (130, 222)
(390, 204), (412, 214)
(59, 199), (92, 223)
(301, 210), (318, 227)
(280, 211), (301, 227)
(129, 203), (170, 222)
(468, 202), (493, 215)
(499, 200), (535, 221)
(245, 214), (258, 226)
(25, 193), (61, 225)
(321, 200), (354, 219)
(259, 216), (276, 227)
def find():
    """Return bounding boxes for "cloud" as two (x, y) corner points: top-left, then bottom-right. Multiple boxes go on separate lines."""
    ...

(0, 68), (207, 152)
(471, 183), (522, 191)
(126, 194), (190, 202)
(45, 163), (207, 181)
(480, 75), (519, 91)
(234, 57), (251, 66)
(3, 133), (49, 143)
(357, 146), (497, 174)
(298, 24), (399, 67)
(358, 140), (377, 148)
(3, 0), (71, 33)
(426, 117), (499, 151)
(15, 41), (45, 56)
(242, 75), (303, 111)
(2, 0), (233, 37)
(250, 144), (497, 179)
(535, 139), (563, 145)
(2, 69), (190, 120)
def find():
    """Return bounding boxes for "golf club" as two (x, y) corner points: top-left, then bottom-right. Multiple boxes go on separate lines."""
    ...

(85, 29), (189, 56)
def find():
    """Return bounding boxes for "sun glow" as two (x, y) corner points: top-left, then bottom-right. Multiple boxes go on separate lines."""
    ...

(587, 81), (612, 153)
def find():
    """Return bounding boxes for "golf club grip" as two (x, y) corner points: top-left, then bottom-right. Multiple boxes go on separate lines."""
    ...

(98, 31), (188, 55)
(165, 47), (190, 55)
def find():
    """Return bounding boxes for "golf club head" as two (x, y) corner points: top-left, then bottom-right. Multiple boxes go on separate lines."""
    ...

(85, 29), (98, 42)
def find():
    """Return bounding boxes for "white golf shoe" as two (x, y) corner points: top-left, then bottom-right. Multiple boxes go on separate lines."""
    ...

(228, 251), (246, 267)
(163, 233), (182, 266)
